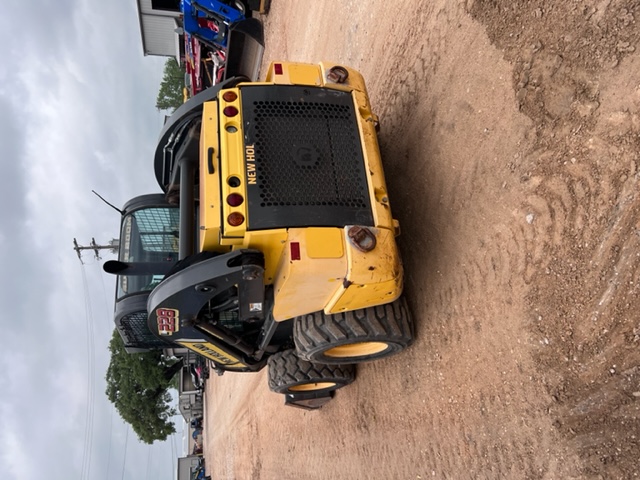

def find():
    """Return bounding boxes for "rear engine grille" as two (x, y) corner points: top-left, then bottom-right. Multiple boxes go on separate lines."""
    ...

(240, 85), (373, 229)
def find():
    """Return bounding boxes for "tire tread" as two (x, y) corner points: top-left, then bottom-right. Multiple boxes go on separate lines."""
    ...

(267, 349), (355, 393)
(294, 296), (414, 364)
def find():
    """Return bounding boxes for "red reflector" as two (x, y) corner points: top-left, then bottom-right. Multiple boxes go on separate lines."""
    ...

(226, 193), (244, 207)
(290, 242), (300, 261)
(223, 106), (238, 117)
(274, 63), (283, 75)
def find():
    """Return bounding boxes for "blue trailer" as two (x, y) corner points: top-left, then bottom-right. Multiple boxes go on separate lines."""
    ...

(181, 0), (246, 50)
(181, 0), (267, 89)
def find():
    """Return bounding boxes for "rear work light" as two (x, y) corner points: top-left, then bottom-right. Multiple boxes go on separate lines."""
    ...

(223, 106), (238, 117)
(227, 212), (245, 226)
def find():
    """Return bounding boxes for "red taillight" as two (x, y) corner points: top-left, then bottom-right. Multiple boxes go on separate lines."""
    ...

(227, 212), (245, 226)
(274, 63), (283, 75)
(223, 106), (238, 117)
(222, 91), (237, 102)
(290, 242), (300, 261)
(226, 193), (244, 207)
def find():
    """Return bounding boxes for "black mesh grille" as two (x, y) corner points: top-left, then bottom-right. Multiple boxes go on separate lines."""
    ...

(253, 101), (366, 209)
(119, 311), (169, 349)
(240, 86), (373, 229)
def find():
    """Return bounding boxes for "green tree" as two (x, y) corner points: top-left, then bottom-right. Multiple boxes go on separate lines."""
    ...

(156, 58), (185, 112)
(105, 329), (184, 444)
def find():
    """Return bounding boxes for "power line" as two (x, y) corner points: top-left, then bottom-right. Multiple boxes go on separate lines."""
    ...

(93, 260), (117, 479)
(145, 445), (152, 480)
(79, 264), (96, 480)
(171, 433), (178, 475)
(105, 407), (114, 480)
(121, 426), (130, 480)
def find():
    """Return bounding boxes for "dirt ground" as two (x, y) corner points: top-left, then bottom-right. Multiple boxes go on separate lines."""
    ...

(203, 1), (640, 478)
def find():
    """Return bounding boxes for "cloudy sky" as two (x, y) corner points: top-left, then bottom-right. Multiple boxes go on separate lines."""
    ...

(0, 1), (185, 479)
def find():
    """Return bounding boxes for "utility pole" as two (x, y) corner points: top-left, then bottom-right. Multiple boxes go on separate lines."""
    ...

(73, 238), (119, 263)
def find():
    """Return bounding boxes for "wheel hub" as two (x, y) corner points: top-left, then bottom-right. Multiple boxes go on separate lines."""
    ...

(324, 341), (389, 358)
(289, 382), (337, 392)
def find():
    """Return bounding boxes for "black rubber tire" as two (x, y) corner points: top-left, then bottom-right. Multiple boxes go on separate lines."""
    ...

(294, 296), (414, 364)
(267, 349), (355, 394)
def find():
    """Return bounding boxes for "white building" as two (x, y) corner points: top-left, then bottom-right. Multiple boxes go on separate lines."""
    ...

(135, 0), (183, 59)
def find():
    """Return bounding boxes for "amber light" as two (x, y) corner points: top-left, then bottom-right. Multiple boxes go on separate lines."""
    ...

(222, 91), (237, 102)
(223, 106), (238, 117)
(226, 193), (244, 207)
(227, 212), (245, 226)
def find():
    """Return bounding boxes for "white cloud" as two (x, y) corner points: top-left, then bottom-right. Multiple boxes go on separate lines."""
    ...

(0, 0), (180, 478)
(0, 421), (35, 480)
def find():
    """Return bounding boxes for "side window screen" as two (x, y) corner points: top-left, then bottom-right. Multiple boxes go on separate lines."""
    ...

(132, 208), (180, 254)
(117, 207), (180, 298)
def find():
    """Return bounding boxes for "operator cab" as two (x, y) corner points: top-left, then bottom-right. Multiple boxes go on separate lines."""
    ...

(104, 194), (180, 352)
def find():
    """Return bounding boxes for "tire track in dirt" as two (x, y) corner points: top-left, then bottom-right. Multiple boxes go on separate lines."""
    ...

(524, 66), (640, 480)
(368, 2), (585, 477)
(204, 373), (263, 478)
(470, 0), (640, 476)
(374, 1), (638, 477)
(205, 1), (638, 478)
(519, 159), (605, 284)
(366, 1), (584, 476)
(530, 152), (640, 476)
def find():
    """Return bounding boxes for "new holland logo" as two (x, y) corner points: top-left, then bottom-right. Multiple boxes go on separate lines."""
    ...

(156, 308), (179, 336)
(245, 143), (257, 185)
